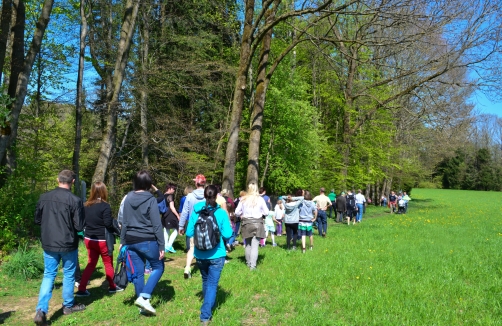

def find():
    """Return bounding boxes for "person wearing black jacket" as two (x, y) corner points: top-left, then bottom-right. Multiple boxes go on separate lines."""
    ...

(75, 182), (122, 297)
(34, 170), (86, 325)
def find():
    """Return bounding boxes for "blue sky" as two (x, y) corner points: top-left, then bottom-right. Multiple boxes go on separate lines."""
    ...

(470, 91), (502, 117)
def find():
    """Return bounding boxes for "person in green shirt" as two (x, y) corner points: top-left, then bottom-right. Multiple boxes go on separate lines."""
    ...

(328, 189), (336, 219)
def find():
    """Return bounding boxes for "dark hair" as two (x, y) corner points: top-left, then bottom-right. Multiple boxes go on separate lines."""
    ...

(259, 187), (266, 194)
(85, 182), (108, 207)
(58, 170), (75, 184)
(214, 184), (221, 193)
(134, 170), (152, 191)
(295, 189), (303, 196)
(304, 190), (312, 201)
(165, 183), (177, 192)
(204, 185), (218, 208)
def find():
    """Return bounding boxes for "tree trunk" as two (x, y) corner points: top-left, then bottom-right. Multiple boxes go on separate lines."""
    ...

(0, 0), (13, 84)
(139, 6), (149, 168)
(0, 0), (54, 175)
(246, 2), (274, 186)
(221, 0), (255, 195)
(92, 0), (140, 183)
(72, 0), (88, 195)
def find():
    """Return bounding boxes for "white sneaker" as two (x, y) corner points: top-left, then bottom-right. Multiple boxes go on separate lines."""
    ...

(184, 267), (191, 279)
(134, 297), (156, 315)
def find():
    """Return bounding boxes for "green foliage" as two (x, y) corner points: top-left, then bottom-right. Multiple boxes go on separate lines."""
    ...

(0, 160), (42, 251)
(2, 244), (44, 280)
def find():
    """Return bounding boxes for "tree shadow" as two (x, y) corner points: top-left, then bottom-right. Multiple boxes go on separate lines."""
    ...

(0, 311), (13, 324)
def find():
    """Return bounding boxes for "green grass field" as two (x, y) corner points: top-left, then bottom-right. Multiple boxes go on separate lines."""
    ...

(1, 188), (501, 325)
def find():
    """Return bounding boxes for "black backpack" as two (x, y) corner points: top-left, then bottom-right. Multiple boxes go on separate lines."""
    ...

(193, 206), (221, 251)
(346, 194), (356, 210)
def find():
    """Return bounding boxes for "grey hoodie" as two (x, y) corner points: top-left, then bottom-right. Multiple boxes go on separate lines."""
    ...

(120, 191), (164, 248)
(283, 196), (304, 224)
(299, 200), (317, 222)
(179, 188), (205, 229)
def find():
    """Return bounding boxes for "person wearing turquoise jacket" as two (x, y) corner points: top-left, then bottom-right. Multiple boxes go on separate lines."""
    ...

(185, 185), (233, 326)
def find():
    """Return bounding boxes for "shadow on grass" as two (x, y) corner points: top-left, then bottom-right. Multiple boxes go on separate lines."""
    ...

(194, 285), (231, 315)
(0, 311), (13, 324)
(122, 279), (175, 307)
(236, 254), (264, 267)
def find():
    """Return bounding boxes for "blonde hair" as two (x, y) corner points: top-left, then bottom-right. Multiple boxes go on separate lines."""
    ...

(242, 183), (260, 207)
(184, 185), (194, 196)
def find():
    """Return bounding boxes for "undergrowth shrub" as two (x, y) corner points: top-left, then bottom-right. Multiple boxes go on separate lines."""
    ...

(2, 243), (44, 280)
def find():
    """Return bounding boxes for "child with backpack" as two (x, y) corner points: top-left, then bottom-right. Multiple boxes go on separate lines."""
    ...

(185, 185), (233, 325)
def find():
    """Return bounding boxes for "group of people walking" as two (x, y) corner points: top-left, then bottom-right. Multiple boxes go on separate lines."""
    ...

(33, 169), (407, 326)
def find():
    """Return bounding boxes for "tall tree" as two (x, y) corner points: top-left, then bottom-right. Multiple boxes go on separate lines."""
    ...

(92, 0), (140, 182)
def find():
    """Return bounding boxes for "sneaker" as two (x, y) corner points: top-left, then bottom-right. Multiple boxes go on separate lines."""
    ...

(144, 268), (151, 275)
(62, 303), (86, 315)
(134, 296), (156, 315)
(109, 286), (125, 293)
(226, 244), (232, 252)
(184, 268), (192, 279)
(75, 290), (90, 297)
(272, 243), (277, 247)
(302, 248), (306, 254)
(292, 246), (297, 250)
(74, 281), (79, 288)
(167, 246), (176, 253)
(34, 309), (47, 326)
(310, 246), (313, 251)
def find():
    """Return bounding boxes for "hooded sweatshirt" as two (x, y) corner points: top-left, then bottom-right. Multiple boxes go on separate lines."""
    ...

(120, 191), (164, 248)
(179, 188), (205, 229)
(283, 196), (304, 224)
(299, 200), (317, 222)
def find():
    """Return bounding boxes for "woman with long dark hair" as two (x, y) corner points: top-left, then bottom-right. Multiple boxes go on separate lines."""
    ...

(186, 185), (232, 325)
(76, 182), (122, 296)
(120, 170), (165, 315)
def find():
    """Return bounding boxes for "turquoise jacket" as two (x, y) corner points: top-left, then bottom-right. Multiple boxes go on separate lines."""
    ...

(185, 200), (233, 260)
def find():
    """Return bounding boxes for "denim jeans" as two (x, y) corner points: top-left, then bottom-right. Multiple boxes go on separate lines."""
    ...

(127, 241), (164, 299)
(196, 257), (225, 322)
(317, 210), (327, 235)
(356, 204), (364, 222)
(36, 249), (78, 313)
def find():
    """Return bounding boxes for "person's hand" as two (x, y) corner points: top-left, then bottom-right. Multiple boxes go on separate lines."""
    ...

(151, 184), (158, 191)
(179, 228), (185, 236)
(159, 251), (165, 260)
(119, 244), (123, 251)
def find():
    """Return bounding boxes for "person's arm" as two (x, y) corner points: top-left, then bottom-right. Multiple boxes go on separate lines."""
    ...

(152, 186), (165, 204)
(312, 208), (318, 222)
(179, 195), (191, 232)
(218, 209), (233, 240)
(260, 197), (270, 216)
(234, 200), (243, 217)
(102, 204), (113, 228)
(149, 199), (165, 258)
(34, 201), (42, 225)
(185, 208), (199, 238)
(73, 200), (85, 232)
(169, 200), (180, 220)
(117, 194), (127, 227)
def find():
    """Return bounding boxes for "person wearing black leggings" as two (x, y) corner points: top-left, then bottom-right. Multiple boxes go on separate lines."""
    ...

(282, 191), (304, 250)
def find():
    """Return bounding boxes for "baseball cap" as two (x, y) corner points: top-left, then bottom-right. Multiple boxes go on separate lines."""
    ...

(193, 174), (206, 185)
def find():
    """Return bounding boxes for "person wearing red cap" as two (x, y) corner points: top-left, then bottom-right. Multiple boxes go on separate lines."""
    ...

(179, 174), (206, 278)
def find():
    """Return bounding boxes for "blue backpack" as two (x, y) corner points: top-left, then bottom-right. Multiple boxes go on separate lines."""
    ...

(158, 198), (168, 214)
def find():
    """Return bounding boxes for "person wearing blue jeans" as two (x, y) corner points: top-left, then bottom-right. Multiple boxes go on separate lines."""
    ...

(127, 241), (165, 302)
(36, 250), (79, 314)
(34, 170), (86, 325)
(186, 185), (233, 325)
(317, 209), (327, 236)
(120, 170), (165, 316)
(355, 189), (366, 223)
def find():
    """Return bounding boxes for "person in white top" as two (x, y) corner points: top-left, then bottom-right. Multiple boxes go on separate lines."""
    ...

(234, 183), (269, 270)
(355, 189), (366, 223)
(313, 188), (331, 237)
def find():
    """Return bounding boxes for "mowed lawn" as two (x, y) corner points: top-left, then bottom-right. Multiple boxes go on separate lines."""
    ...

(0, 188), (501, 325)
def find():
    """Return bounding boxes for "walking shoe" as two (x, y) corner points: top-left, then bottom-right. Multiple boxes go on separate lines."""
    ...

(166, 246), (176, 253)
(75, 290), (90, 297)
(109, 286), (125, 293)
(62, 303), (86, 315)
(226, 244), (232, 252)
(310, 246), (313, 251)
(184, 268), (192, 279)
(302, 248), (306, 254)
(134, 296), (156, 315)
(144, 268), (152, 275)
(272, 243), (277, 247)
(34, 309), (47, 326)
(292, 246), (297, 250)
(75, 280), (90, 288)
